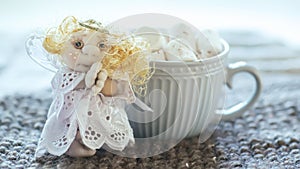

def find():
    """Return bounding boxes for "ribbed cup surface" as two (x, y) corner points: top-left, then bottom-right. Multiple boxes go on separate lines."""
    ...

(128, 40), (229, 139)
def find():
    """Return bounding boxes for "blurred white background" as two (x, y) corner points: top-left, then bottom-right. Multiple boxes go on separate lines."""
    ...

(0, 0), (299, 96)
(2, 0), (299, 43)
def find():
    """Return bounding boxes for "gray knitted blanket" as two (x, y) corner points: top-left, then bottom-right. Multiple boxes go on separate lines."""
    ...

(0, 91), (300, 168)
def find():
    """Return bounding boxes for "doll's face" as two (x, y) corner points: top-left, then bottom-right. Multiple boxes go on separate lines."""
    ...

(61, 31), (109, 72)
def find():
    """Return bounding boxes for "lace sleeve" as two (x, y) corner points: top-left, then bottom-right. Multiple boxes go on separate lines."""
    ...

(51, 69), (85, 93)
(113, 79), (136, 103)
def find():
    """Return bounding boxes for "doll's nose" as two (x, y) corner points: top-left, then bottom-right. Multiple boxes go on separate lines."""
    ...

(82, 45), (100, 57)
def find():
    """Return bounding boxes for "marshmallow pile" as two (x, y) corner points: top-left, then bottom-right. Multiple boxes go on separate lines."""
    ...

(134, 23), (223, 61)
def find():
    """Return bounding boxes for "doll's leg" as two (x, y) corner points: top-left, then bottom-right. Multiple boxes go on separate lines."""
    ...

(66, 131), (96, 157)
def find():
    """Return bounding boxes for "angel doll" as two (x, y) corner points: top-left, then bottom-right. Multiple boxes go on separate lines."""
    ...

(26, 16), (153, 157)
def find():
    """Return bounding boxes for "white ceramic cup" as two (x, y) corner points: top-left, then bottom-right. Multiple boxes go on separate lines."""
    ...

(127, 39), (262, 142)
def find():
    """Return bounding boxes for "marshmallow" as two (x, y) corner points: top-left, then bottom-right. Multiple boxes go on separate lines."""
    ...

(164, 39), (198, 61)
(169, 23), (198, 51)
(135, 26), (223, 61)
(150, 49), (166, 61)
(196, 29), (223, 58)
(134, 26), (167, 51)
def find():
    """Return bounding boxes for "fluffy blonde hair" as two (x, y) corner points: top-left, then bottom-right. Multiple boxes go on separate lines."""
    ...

(102, 36), (154, 96)
(43, 16), (87, 54)
(43, 16), (153, 96)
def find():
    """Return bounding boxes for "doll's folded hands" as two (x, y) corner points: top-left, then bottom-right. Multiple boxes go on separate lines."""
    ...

(85, 61), (109, 95)
(92, 69), (108, 95)
(85, 61), (102, 88)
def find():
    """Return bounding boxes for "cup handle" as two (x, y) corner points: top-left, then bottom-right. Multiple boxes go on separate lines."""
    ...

(221, 61), (262, 120)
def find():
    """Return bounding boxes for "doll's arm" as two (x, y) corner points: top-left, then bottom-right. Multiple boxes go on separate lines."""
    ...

(112, 79), (136, 103)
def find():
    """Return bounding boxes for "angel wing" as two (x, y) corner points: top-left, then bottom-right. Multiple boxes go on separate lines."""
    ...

(25, 33), (63, 72)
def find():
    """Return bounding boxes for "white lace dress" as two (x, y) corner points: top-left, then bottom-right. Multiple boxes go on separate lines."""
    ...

(35, 69), (136, 157)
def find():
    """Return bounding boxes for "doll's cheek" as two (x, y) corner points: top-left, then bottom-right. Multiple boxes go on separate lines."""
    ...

(61, 52), (78, 68)
(65, 50), (79, 60)
(69, 53), (79, 61)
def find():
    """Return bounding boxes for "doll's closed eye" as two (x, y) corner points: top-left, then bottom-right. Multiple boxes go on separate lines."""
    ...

(73, 40), (84, 49)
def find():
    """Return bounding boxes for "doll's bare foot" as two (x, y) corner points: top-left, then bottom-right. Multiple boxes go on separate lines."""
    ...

(66, 131), (96, 157)
(66, 140), (96, 157)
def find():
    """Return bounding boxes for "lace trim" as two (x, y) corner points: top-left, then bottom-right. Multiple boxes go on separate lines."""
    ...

(36, 89), (135, 157)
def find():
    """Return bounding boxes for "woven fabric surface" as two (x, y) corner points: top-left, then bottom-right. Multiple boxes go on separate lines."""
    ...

(0, 91), (300, 169)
